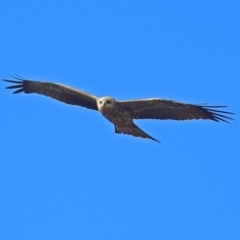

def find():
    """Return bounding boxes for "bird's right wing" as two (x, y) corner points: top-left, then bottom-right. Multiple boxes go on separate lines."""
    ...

(3, 76), (98, 110)
(118, 98), (234, 123)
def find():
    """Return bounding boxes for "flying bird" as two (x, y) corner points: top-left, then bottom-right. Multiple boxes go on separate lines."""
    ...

(3, 76), (233, 142)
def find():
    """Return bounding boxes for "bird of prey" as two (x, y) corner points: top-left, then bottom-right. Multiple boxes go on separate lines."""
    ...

(3, 76), (233, 142)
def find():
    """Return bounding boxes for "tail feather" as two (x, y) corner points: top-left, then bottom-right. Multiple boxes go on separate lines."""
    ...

(115, 123), (160, 143)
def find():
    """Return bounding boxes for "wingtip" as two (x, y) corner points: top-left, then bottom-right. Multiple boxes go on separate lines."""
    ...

(201, 105), (235, 123)
(2, 74), (26, 82)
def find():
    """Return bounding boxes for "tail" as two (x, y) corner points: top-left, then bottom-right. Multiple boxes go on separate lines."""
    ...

(115, 123), (160, 143)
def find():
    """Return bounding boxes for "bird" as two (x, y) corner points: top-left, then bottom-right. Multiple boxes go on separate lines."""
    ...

(3, 75), (234, 142)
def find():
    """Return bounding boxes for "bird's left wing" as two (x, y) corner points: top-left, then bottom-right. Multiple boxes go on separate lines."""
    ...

(118, 98), (234, 123)
(3, 76), (98, 110)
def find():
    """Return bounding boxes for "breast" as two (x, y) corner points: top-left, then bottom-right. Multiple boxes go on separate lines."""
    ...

(101, 109), (133, 126)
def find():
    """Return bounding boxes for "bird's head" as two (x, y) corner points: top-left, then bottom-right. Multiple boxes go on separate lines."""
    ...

(97, 97), (116, 111)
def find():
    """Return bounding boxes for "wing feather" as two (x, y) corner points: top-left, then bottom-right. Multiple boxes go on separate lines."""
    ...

(3, 76), (98, 110)
(118, 98), (234, 123)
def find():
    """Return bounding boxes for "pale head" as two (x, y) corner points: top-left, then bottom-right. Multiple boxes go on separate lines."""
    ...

(97, 97), (116, 111)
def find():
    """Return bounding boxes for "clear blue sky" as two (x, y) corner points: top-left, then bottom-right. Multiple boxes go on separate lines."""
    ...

(1, 1), (239, 239)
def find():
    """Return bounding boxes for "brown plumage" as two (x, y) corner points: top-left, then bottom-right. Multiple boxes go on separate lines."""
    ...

(3, 75), (234, 142)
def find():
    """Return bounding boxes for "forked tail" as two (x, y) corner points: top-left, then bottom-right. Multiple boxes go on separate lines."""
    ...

(115, 123), (160, 143)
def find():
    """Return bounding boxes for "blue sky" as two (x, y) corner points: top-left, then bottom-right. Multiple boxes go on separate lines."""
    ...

(0, 1), (239, 239)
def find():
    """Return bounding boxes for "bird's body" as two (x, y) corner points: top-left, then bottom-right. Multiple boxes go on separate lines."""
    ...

(96, 96), (160, 141)
(3, 76), (234, 142)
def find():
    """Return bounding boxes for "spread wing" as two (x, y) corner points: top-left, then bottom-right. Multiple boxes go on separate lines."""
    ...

(118, 98), (234, 123)
(3, 76), (98, 110)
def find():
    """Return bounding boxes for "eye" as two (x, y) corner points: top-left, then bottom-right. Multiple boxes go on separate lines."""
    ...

(106, 100), (111, 104)
(99, 101), (102, 104)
